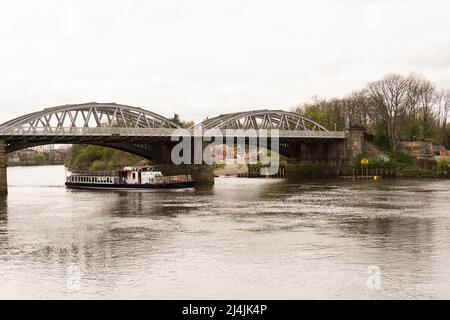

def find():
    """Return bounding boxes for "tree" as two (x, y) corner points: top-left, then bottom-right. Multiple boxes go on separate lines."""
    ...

(293, 73), (450, 151)
(436, 90), (450, 145)
(366, 74), (411, 151)
(65, 145), (144, 170)
(34, 154), (46, 165)
(170, 113), (194, 129)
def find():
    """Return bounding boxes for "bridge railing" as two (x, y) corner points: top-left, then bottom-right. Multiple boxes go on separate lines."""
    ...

(0, 126), (346, 139)
(0, 126), (178, 137)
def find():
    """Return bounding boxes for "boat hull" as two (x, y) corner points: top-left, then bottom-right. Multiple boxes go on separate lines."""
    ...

(65, 180), (196, 191)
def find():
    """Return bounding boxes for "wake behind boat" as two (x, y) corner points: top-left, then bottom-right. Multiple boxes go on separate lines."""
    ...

(65, 166), (195, 191)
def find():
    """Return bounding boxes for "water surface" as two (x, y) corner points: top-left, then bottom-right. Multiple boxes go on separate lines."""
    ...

(1, 165), (449, 299)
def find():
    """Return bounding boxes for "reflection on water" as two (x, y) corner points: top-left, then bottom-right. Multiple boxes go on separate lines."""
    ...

(1, 165), (450, 299)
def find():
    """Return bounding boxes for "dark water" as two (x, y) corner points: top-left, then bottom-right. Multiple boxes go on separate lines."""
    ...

(1, 165), (449, 299)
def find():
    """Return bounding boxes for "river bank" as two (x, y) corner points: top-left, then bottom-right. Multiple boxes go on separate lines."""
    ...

(7, 161), (65, 167)
(214, 163), (450, 179)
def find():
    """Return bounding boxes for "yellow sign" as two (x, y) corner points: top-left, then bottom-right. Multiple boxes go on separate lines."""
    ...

(360, 158), (369, 165)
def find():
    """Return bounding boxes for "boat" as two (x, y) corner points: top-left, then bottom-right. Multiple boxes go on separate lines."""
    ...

(65, 166), (195, 191)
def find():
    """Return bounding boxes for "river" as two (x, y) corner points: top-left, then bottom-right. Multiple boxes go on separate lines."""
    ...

(0, 165), (449, 299)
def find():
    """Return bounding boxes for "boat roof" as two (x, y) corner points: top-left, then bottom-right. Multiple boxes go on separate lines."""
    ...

(121, 166), (155, 171)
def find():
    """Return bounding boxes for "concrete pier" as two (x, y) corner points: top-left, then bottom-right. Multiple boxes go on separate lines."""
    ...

(0, 140), (7, 195)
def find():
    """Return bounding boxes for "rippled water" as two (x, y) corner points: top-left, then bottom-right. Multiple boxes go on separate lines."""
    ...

(1, 165), (449, 299)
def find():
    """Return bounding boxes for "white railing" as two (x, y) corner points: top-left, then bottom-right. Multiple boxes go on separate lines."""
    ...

(0, 126), (346, 139)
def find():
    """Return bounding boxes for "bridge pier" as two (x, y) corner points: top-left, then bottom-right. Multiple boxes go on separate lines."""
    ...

(345, 128), (365, 161)
(154, 142), (215, 184)
(0, 140), (7, 195)
(156, 163), (215, 184)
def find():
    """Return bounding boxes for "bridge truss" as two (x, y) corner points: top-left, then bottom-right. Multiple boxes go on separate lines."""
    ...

(195, 109), (328, 131)
(1, 102), (180, 134)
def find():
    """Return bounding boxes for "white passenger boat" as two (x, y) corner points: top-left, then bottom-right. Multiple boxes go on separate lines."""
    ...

(65, 166), (195, 191)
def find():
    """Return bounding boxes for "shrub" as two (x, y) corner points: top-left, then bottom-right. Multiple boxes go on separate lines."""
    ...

(91, 160), (107, 171)
(437, 157), (450, 170)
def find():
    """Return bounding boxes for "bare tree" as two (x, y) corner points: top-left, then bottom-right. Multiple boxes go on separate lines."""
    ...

(366, 74), (410, 151)
(435, 90), (450, 144)
(415, 76), (437, 139)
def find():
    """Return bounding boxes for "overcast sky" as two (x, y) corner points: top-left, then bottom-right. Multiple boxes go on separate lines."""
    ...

(1, 0), (450, 123)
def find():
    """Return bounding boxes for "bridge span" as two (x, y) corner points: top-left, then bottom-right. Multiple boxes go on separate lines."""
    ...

(0, 102), (364, 194)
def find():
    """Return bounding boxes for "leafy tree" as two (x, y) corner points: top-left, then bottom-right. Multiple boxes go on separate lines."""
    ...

(34, 154), (46, 165)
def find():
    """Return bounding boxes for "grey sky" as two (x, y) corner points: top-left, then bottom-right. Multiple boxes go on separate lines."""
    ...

(1, 0), (449, 123)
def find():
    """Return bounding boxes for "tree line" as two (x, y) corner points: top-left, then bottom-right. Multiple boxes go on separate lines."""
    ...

(294, 73), (450, 151)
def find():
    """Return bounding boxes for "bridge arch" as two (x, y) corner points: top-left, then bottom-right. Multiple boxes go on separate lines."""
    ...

(1, 102), (180, 131)
(194, 109), (328, 131)
(0, 102), (180, 157)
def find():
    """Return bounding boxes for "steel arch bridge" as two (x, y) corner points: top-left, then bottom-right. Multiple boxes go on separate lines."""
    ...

(0, 103), (345, 155)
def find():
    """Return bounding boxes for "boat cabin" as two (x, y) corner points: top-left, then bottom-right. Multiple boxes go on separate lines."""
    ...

(118, 166), (164, 184)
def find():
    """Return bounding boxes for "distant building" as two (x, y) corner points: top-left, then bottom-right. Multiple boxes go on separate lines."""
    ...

(7, 148), (67, 165)
(43, 149), (67, 162)
(399, 141), (434, 158)
(7, 152), (20, 163)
